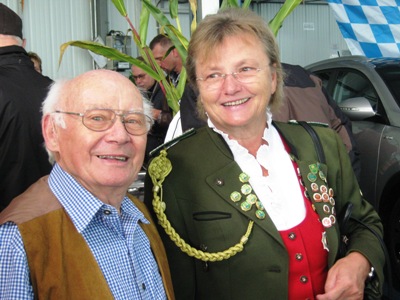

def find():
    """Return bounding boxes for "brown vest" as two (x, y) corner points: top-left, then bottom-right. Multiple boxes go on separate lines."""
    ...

(0, 176), (175, 300)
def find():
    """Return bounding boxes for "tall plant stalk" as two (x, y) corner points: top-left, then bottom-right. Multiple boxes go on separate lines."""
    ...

(60, 0), (302, 114)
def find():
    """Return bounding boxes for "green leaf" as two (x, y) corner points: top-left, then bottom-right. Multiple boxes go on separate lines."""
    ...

(242, 0), (252, 8)
(169, 0), (178, 19)
(164, 24), (189, 64)
(268, 0), (302, 36)
(139, 4), (150, 46)
(111, 0), (127, 17)
(59, 40), (160, 80)
(141, 0), (189, 67)
(220, 0), (240, 9)
(188, 0), (198, 34)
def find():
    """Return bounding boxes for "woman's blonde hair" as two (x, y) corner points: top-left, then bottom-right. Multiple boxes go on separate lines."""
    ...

(186, 8), (284, 117)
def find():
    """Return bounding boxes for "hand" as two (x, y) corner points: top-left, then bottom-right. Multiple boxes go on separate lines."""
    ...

(316, 252), (370, 300)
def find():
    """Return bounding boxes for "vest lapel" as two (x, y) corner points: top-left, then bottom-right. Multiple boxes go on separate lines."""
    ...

(128, 194), (175, 300)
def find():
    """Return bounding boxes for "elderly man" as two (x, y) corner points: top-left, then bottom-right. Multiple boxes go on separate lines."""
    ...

(0, 69), (174, 300)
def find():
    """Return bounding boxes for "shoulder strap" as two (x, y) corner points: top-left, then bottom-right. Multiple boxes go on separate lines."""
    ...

(297, 121), (326, 164)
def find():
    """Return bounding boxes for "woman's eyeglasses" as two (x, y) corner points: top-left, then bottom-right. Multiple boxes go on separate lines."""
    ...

(196, 66), (264, 91)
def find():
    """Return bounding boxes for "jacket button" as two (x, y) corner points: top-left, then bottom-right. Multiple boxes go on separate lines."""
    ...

(295, 253), (303, 261)
(300, 275), (308, 283)
(200, 244), (209, 272)
(288, 232), (296, 240)
(215, 178), (224, 186)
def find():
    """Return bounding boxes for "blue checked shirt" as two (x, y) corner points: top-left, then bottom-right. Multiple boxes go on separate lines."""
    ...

(0, 164), (166, 300)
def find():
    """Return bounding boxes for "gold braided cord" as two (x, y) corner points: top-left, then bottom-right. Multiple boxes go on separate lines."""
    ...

(148, 150), (255, 262)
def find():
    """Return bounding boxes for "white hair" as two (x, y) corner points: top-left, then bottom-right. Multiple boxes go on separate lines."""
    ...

(41, 75), (154, 162)
(41, 79), (69, 128)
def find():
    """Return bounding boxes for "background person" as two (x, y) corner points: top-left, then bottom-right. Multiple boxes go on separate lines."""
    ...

(145, 8), (384, 300)
(131, 56), (172, 165)
(150, 34), (183, 86)
(27, 51), (42, 73)
(274, 63), (361, 182)
(0, 3), (53, 211)
(150, 34), (205, 136)
(0, 69), (174, 299)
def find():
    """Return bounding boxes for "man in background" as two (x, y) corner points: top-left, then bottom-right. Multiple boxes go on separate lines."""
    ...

(131, 57), (171, 165)
(274, 63), (361, 181)
(0, 3), (53, 211)
(150, 34), (205, 135)
(28, 51), (42, 73)
(150, 34), (183, 86)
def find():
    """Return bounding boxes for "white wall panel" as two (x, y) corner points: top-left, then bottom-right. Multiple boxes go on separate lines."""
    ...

(257, 2), (348, 67)
(1, 1), (348, 78)
(1, 0), (94, 80)
(107, 0), (191, 58)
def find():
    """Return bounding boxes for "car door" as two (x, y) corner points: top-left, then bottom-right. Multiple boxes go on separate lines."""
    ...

(313, 68), (383, 209)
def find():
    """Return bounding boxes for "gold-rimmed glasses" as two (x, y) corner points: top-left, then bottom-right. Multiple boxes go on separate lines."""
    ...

(53, 109), (153, 136)
(196, 66), (265, 91)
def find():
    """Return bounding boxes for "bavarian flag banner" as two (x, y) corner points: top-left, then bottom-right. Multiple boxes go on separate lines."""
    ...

(326, 0), (400, 57)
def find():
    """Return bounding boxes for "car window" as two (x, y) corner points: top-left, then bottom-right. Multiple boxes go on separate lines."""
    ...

(313, 71), (331, 90)
(376, 66), (400, 108)
(333, 70), (378, 110)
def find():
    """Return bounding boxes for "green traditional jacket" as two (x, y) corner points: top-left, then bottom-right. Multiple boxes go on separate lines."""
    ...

(145, 121), (384, 300)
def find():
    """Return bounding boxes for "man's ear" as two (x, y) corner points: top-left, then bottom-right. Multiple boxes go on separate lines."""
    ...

(42, 114), (59, 152)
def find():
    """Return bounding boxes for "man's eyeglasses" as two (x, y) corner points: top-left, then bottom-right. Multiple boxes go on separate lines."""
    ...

(53, 109), (153, 136)
(196, 66), (264, 91)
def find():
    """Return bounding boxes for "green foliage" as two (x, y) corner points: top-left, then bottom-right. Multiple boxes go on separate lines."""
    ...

(60, 0), (301, 114)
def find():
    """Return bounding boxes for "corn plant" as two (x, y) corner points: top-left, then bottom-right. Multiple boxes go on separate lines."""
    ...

(60, 0), (302, 114)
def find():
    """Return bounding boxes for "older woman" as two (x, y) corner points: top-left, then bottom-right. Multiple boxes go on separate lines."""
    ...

(145, 8), (384, 300)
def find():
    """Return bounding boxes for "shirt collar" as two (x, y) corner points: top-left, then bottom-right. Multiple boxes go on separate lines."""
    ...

(48, 163), (148, 233)
(207, 109), (273, 150)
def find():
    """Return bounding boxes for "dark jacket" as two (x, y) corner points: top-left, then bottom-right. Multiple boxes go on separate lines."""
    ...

(0, 46), (53, 210)
(275, 63), (361, 182)
(145, 123), (384, 300)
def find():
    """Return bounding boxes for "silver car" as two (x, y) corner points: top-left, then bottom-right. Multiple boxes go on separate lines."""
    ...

(307, 55), (400, 290)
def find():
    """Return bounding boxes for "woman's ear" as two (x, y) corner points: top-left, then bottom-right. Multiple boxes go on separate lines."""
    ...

(42, 114), (59, 152)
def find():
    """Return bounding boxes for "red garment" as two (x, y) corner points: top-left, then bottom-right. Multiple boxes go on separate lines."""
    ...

(279, 159), (328, 299)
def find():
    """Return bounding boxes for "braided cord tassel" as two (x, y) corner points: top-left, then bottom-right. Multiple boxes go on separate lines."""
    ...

(148, 150), (255, 262)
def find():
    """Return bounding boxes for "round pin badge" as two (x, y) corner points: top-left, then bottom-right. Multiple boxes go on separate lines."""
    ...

(322, 217), (332, 228)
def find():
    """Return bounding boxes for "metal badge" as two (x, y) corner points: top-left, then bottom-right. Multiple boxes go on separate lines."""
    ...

(230, 191), (242, 202)
(246, 194), (257, 205)
(241, 184), (252, 195)
(239, 172), (250, 183)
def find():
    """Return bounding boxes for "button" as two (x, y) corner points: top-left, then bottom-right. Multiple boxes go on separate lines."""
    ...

(300, 276), (308, 283)
(103, 210), (111, 215)
(215, 178), (224, 186)
(288, 232), (296, 240)
(142, 283), (146, 290)
(295, 253), (303, 261)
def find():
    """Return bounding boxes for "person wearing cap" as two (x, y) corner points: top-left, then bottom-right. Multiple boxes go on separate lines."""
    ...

(0, 3), (53, 211)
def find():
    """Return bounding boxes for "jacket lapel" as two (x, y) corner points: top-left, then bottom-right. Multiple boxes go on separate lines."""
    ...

(205, 129), (285, 247)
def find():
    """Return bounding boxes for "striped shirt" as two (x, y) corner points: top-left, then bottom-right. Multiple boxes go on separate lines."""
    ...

(0, 163), (166, 300)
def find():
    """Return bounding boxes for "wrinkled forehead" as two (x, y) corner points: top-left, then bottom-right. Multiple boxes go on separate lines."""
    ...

(63, 71), (143, 111)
